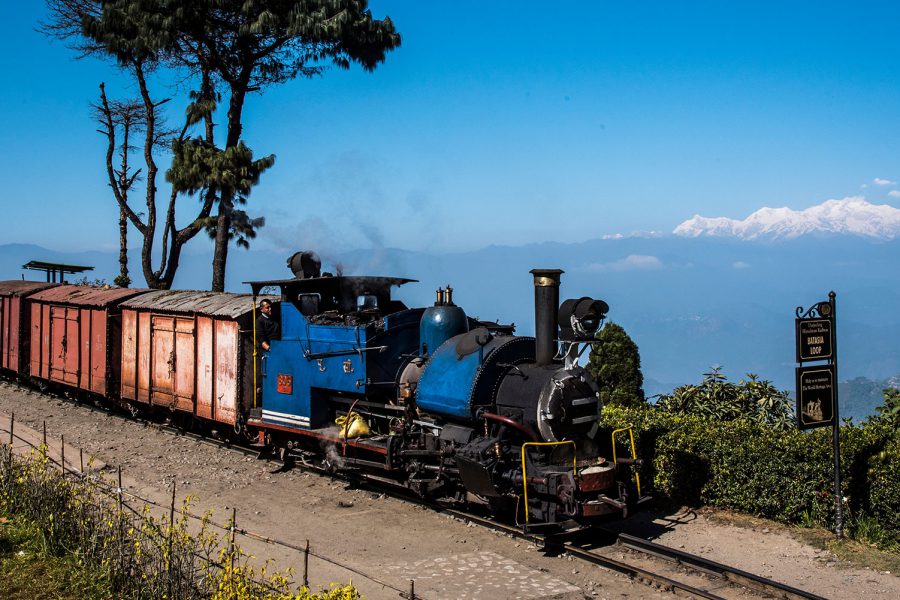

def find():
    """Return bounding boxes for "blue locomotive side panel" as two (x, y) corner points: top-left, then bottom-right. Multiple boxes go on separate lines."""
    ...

(262, 302), (370, 429)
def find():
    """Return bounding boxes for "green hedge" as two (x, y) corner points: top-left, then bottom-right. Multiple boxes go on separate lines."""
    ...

(600, 405), (900, 543)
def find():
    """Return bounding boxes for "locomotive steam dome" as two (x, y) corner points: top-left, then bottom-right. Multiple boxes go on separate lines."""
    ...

(287, 251), (321, 279)
(419, 286), (468, 356)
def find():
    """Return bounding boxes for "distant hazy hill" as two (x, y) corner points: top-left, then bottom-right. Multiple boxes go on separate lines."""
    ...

(4, 232), (899, 396)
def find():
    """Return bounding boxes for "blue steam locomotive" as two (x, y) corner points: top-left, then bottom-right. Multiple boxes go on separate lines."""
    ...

(245, 252), (644, 529)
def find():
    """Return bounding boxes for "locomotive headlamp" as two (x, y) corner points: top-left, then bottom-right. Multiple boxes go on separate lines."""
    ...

(558, 297), (609, 341)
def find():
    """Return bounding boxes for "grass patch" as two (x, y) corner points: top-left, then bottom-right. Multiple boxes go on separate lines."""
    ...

(0, 515), (111, 600)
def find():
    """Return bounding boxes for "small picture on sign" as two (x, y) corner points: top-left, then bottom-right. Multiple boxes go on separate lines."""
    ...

(803, 397), (825, 422)
(796, 365), (835, 430)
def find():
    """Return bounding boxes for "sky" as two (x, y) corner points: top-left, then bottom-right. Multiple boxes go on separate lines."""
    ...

(3, 1), (900, 255)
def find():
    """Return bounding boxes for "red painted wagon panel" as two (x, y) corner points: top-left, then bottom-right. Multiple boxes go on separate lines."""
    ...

(0, 281), (57, 375)
(151, 315), (176, 407)
(121, 309), (138, 399)
(195, 316), (214, 420)
(119, 291), (270, 426)
(27, 285), (148, 395)
(214, 320), (238, 425)
(174, 318), (196, 413)
(137, 311), (151, 403)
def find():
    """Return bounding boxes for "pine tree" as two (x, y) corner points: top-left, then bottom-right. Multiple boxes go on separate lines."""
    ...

(586, 322), (646, 407)
(45, 1), (400, 291)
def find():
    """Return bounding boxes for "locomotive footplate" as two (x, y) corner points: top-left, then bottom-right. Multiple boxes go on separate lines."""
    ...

(246, 418), (396, 471)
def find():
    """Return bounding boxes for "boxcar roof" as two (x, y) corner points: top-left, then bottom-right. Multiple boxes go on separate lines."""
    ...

(27, 285), (148, 308)
(0, 281), (59, 297)
(119, 290), (275, 318)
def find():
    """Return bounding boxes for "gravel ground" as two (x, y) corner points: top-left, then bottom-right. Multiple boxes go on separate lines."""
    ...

(1, 378), (898, 599)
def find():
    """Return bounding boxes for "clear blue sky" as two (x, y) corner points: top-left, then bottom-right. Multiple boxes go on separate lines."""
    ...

(3, 1), (900, 254)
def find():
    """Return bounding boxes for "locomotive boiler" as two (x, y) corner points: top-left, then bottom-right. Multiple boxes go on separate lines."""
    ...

(246, 255), (645, 529)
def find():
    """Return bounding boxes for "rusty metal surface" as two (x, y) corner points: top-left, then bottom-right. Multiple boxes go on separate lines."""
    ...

(0, 281), (58, 297)
(28, 285), (148, 308)
(214, 320), (239, 425)
(31, 304), (111, 393)
(1, 281), (56, 372)
(121, 310), (138, 400)
(0, 293), (37, 373)
(119, 290), (271, 318)
(120, 300), (247, 426)
(195, 316), (214, 420)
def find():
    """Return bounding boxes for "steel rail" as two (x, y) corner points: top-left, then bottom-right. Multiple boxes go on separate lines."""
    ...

(616, 533), (826, 600)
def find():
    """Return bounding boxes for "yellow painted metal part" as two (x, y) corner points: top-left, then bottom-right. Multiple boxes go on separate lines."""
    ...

(252, 297), (258, 409)
(611, 425), (641, 497)
(520, 441), (577, 524)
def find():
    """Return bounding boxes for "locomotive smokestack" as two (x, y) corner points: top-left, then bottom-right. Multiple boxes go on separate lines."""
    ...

(530, 269), (563, 366)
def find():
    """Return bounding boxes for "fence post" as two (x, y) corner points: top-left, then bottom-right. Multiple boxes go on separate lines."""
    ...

(42, 420), (47, 458)
(117, 466), (124, 582)
(168, 482), (176, 599)
(61, 434), (65, 474)
(8, 412), (13, 447)
(117, 467), (124, 516)
(229, 507), (237, 600)
(80, 447), (84, 475)
(303, 539), (310, 588)
(409, 579), (416, 600)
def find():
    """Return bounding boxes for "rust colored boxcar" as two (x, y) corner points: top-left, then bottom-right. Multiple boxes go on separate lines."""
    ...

(28, 286), (148, 395)
(0, 281), (57, 375)
(119, 291), (265, 427)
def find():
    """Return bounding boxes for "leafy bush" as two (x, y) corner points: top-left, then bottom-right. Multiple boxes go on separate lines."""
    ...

(600, 399), (900, 546)
(656, 367), (795, 430)
(0, 445), (361, 599)
(875, 388), (900, 428)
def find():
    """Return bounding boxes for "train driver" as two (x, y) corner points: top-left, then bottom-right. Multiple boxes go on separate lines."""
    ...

(256, 299), (280, 352)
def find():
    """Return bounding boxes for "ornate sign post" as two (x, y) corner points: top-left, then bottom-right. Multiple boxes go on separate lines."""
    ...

(795, 292), (842, 537)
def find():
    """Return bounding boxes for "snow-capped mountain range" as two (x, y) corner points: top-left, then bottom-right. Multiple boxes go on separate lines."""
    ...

(674, 197), (900, 240)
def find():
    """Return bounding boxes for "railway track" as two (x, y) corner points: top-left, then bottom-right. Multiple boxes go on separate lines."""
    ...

(6, 379), (826, 600)
(430, 506), (825, 600)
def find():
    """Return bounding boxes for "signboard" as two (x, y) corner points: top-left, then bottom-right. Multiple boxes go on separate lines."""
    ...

(794, 291), (843, 537)
(796, 318), (833, 362)
(796, 364), (836, 430)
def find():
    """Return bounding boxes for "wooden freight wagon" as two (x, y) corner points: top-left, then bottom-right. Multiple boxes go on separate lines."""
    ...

(0, 281), (57, 376)
(118, 291), (272, 427)
(28, 286), (148, 395)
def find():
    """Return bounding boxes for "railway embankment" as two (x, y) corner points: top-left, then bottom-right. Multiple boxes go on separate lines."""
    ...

(2, 380), (899, 599)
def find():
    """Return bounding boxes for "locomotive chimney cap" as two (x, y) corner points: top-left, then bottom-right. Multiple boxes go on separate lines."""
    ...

(530, 269), (563, 287)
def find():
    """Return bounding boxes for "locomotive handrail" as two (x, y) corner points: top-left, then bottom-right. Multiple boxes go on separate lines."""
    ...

(611, 425), (642, 497)
(520, 440), (576, 525)
(302, 345), (388, 360)
(252, 297), (259, 408)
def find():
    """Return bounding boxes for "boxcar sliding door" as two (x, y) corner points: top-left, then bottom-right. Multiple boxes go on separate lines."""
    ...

(50, 306), (80, 386)
(150, 315), (195, 412)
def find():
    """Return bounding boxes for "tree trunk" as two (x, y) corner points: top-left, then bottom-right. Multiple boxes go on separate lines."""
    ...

(210, 83), (247, 292)
(117, 205), (129, 286)
(211, 206), (231, 292)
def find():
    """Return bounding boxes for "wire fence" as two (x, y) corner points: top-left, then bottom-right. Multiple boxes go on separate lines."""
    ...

(1, 413), (424, 600)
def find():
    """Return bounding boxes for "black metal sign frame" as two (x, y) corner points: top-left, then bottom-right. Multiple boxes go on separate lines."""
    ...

(794, 291), (842, 537)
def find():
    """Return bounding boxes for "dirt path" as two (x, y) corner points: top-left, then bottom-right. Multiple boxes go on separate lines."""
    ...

(1, 379), (898, 599)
